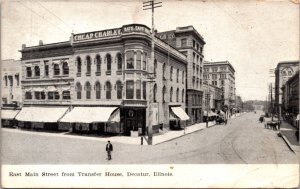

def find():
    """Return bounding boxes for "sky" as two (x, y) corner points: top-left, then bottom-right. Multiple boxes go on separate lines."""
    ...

(1, 0), (299, 101)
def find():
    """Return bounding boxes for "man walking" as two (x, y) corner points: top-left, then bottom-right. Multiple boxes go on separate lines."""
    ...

(106, 141), (113, 160)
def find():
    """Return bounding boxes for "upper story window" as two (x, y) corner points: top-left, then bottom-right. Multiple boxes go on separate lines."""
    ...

(136, 80), (141, 99)
(170, 87), (173, 102)
(116, 81), (122, 99)
(4, 76), (7, 86)
(85, 82), (91, 99)
(26, 67), (32, 78)
(182, 71), (185, 84)
(76, 57), (82, 73)
(96, 54), (101, 73)
(143, 81), (146, 100)
(176, 69), (179, 83)
(62, 91), (71, 100)
(34, 66), (40, 77)
(106, 54), (112, 72)
(181, 38), (187, 47)
(162, 86), (166, 103)
(126, 51), (134, 69)
(126, 80), (134, 99)
(76, 82), (82, 99)
(63, 62), (69, 75)
(35, 91), (45, 100)
(193, 40), (195, 48)
(176, 88), (179, 102)
(15, 74), (19, 86)
(44, 64), (49, 77)
(193, 63), (195, 74)
(54, 64), (60, 76)
(25, 92), (32, 99)
(143, 53), (147, 70)
(153, 84), (157, 102)
(163, 63), (166, 79)
(200, 46), (203, 54)
(95, 82), (101, 99)
(212, 74), (217, 80)
(170, 66), (173, 81)
(8, 76), (13, 86)
(116, 53), (122, 70)
(154, 59), (157, 76)
(182, 89), (184, 103)
(136, 51), (141, 70)
(86, 56), (91, 75)
(212, 67), (218, 72)
(196, 44), (199, 51)
(105, 81), (112, 99)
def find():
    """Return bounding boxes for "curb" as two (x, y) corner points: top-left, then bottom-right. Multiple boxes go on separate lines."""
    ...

(280, 132), (295, 153)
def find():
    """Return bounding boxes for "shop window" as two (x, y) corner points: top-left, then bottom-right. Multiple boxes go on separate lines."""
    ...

(63, 62), (69, 75)
(136, 51), (141, 70)
(162, 86), (166, 103)
(126, 51), (134, 69)
(77, 57), (82, 73)
(96, 54), (101, 73)
(143, 53), (147, 70)
(126, 80), (134, 99)
(116, 53), (122, 70)
(153, 84), (157, 102)
(116, 81), (122, 99)
(34, 66), (40, 77)
(62, 91), (70, 100)
(106, 54), (112, 71)
(26, 67), (32, 78)
(85, 82), (91, 99)
(25, 92), (32, 99)
(182, 89), (184, 103)
(76, 82), (82, 99)
(136, 80), (141, 99)
(54, 64), (60, 76)
(86, 56), (91, 76)
(143, 81), (146, 100)
(105, 81), (112, 99)
(170, 66), (173, 81)
(170, 87), (173, 102)
(154, 59), (157, 76)
(95, 82), (101, 99)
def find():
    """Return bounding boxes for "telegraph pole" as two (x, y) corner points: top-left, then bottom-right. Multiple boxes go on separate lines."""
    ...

(143, 0), (162, 145)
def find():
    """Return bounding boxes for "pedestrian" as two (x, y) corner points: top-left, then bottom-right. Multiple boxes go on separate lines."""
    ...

(106, 141), (113, 160)
(224, 119), (227, 125)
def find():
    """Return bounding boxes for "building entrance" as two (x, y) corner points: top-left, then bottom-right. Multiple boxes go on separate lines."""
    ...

(121, 108), (146, 136)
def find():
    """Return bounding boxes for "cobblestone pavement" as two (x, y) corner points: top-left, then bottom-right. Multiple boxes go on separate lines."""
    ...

(1, 111), (298, 164)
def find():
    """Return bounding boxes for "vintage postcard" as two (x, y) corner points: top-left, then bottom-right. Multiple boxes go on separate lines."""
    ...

(1, 0), (299, 188)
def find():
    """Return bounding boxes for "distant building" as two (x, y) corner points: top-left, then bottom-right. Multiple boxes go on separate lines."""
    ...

(1, 59), (22, 106)
(202, 83), (222, 113)
(235, 95), (243, 112)
(274, 60), (299, 118)
(203, 61), (236, 113)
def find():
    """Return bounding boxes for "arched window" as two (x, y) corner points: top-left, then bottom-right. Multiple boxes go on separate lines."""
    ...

(154, 59), (157, 76)
(34, 66), (40, 77)
(63, 62), (69, 75)
(76, 82), (82, 99)
(54, 64), (60, 76)
(105, 81), (112, 99)
(105, 54), (112, 71)
(143, 52), (147, 70)
(170, 87), (173, 102)
(116, 81), (122, 99)
(96, 54), (101, 73)
(170, 66), (173, 81)
(153, 84), (157, 102)
(25, 92), (32, 99)
(86, 56), (91, 75)
(182, 89), (184, 102)
(76, 57), (82, 73)
(176, 69), (179, 83)
(136, 51), (141, 69)
(182, 71), (185, 84)
(4, 76), (7, 86)
(85, 82), (91, 99)
(176, 88), (179, 102)
(163, 63), (166, 79)
(116, 53), (122, 70)
(126, 51), (134, 69)
(162, 86), (166, 103)
(95, 82), (101, 99)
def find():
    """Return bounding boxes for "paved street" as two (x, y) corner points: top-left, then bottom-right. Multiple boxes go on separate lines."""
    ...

(1, 112), (298, 164)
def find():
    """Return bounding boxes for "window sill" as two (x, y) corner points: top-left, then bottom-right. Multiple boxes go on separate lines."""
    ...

(76, 73), (81, 77)
(95, 72), (101, 76)
(116, 70), (122, 75)
(86, 72), (91, 77)
(106, 71), (111, 75)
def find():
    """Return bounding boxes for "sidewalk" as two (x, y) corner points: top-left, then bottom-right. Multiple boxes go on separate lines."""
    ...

(279, 121), (299, 154)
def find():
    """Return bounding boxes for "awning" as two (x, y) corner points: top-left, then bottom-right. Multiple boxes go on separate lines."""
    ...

(108, 109), (120, 122)
(15, 107), (68, 122)
(170, 107), (189, 121)
(60, 107), (118, 123)
(1, 109), (20, 120)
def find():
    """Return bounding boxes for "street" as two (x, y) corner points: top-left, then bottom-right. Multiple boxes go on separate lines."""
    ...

(1, 112), (298, 164)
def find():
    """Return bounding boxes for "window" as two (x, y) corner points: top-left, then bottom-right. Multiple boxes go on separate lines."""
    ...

(154, 59), (157, 76)
(76, 82), (82, 99)
(196, 44), (199, 51)
(44, 64), (49, 77)
(4, 76), (7, 86)
(136, 80), (141, 99)
(212, 67), (218, 72)
(221, 80), (224, 85)
(105, 81), (112, 99)
(85, 82), (91, 99)
(116, 53), (122, 70)
(153, 84), (157, 102)
(96, 55), (101, 73)
(25, 92), (32, 99)
(193, 63), (195, 74)
(282, 71), (287, 76)
(15, 74), (19, 86)
(136, 51), (141, 70)
(182, 89), (184, 102)
(170, 66), (173, 81)
(170, 87), (173, 102)
(143, 81), (146, 100)
(143, 53), (147, 70)
(212, 74), (217, 80)
(182, 71), (184, 84)
(106, 54), (112, 72)
(26, 67), (32, 77)
(34, 66), (40, 77)
(163, 63), (166, 79)
(116, 81), (122, 99)
(63, 62), (69, 75)
(162, 86), (166, 102)
(8, 76), (13, 86)
(181, 38), (187, 47)
(35, 92), (41, 100)
(176, 69), (179, 83)
(48, 92), (54, 100)
(126, 80), (134, 99)
(54, 92), (59, 100)
(193, 40), (195, 48)
(126, 51), (134, 69)
(54, 64), (60, 75)
(77, 57), (82, 73)
(41, 92), (46, 99)
(176, 88), (179, 102)
(95, 82), (101, 99)
(62, 91), (70, 100)
(86, 56), (91, 75)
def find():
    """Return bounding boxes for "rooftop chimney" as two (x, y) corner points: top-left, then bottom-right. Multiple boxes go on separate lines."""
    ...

(39, 40), (43, 46)
(22, 44), (26, 49)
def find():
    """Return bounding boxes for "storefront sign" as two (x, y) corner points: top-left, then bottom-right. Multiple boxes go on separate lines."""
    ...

(73, 24), (151, 42)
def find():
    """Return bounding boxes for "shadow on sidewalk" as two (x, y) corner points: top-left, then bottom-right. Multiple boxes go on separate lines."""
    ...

(281, 130), (299, 146)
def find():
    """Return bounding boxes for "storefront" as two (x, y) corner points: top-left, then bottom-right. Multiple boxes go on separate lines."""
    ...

(169, 106), (189, 130)
(1, 109), (20, 127)
(120, 107), (146, 136)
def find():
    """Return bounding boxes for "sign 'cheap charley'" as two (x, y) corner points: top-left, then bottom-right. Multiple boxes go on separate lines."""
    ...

(73, 25), (151, 42)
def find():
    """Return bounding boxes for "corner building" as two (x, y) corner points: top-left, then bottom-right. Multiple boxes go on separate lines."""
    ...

(17, 24), (188, 135)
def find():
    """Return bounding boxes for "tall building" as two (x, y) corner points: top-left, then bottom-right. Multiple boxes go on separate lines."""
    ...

(157, 26), (206, 124)
(274, 60), (299, 118)
(15, 24), (189, 136)
(203, 61), (236, 113)
(202, 83), (222, 113)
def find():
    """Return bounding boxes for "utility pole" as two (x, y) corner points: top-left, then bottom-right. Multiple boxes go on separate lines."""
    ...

(143, 0), (162, 145)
